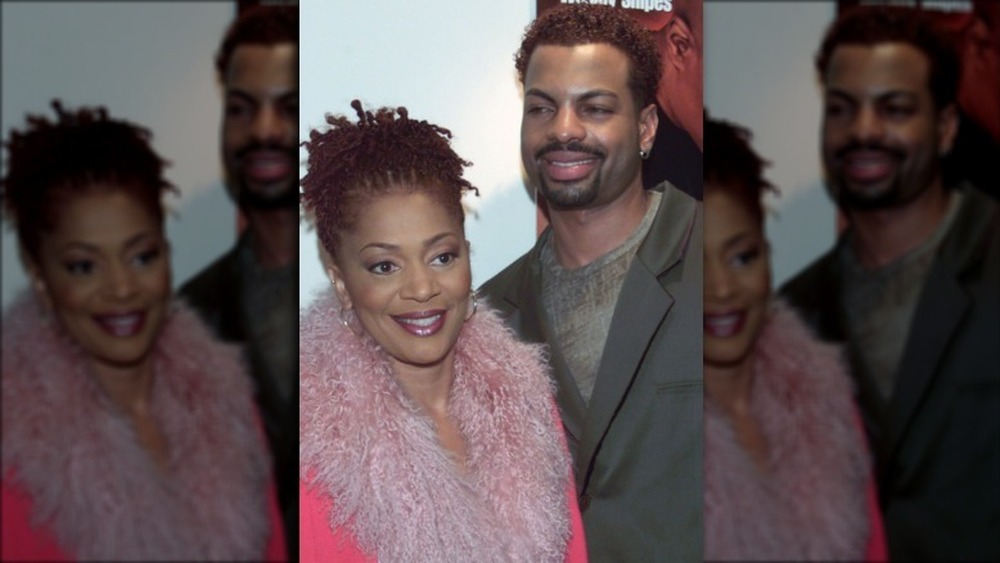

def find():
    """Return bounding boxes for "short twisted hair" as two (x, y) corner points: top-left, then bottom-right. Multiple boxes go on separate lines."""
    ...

(2, 100), (175, 259)
(816, 5), (960, 110)
(515, 4), (662, 110)
(300, 100), (479, 257)
(704, 114), (778, 226)
(215, 4), (298, 78)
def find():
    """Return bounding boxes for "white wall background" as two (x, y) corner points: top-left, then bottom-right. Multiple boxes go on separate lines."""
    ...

(704, 1), (838, 287)
(1, 1), (236, 309)
(298, 0), (538, 309)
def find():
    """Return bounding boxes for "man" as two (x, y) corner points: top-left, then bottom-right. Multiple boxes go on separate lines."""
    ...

(781, 6), (999, 560)
(479, 5), (702, 561)
(179, 5), (298, 560)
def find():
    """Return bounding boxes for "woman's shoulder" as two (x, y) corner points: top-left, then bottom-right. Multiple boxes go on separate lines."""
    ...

(456, 303), (554, 391)
(299, 479), (371, 563)
(1, 475), (73, 561)
(758, 298), (853, 390)
(155, 299), (250, 389)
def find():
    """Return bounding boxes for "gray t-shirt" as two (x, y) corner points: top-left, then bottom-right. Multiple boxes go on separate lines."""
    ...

(238, 234), (297, 408)
(540, 191), (661, 404)
(840, 191), (963, 400)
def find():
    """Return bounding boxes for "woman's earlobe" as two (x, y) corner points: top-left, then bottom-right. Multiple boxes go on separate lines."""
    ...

(326, 266), (352, 310)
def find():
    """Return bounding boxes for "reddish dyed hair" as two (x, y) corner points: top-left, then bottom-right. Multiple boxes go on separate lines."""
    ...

(300, 100), (479, 258)
(215, 4), (298, 78)
(515, 4), (662, 110)
(816, 5), (960, 110)
(1, 100), (176, 260)
(704, 114), (778, 227)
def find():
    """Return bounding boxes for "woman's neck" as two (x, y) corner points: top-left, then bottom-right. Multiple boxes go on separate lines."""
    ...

(90, 358), (171, 472)
(90, 358), (156, 415)
(706, 357), (771, 470)
(705, 358), (754, 415)
(391, 353), (467, 470)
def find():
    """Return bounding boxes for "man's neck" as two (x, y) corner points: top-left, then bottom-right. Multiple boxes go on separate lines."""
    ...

(547, 184), (652, 269)
(847, 183), (952, 270)
(244, 206), (298, 270)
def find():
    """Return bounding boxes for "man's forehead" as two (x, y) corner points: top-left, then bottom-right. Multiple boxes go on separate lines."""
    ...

(526, 43), (630, 79)
(825, 42), (931, 91)
(225, 43), (296, 85)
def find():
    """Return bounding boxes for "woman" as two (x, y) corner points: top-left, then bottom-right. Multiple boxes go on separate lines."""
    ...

(0, 101), (285, 561)
(298, 101), (587, 562)
(702, 116), (886, 561)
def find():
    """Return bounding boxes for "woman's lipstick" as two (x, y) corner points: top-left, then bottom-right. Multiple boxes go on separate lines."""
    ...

(392, 310), (446, 337)
(93, 311), (147, 338)
(704, 311), (746, 338)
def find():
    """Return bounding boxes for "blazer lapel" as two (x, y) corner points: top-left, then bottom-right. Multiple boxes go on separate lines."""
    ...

(495, 242), (587, 446)
(887, 262), (967, 458)
(576, 186), (696, 488)
(887, 191), (986, 459)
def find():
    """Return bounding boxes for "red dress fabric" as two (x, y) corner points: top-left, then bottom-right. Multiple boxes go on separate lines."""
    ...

(299, 478), (588, 563)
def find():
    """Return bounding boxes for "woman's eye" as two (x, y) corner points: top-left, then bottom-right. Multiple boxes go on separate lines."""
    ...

(132, 248), (161, 267)
(732, 248), (760, 267)
(368, 261), (397, 275)
(65, 260), (95, 275)
(433, 252), (458, 266)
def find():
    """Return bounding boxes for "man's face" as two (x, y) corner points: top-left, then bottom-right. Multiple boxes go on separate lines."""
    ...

(221, 43), (298, 210)
(821, 43), (956, 211)
(520, 44), (657, 211)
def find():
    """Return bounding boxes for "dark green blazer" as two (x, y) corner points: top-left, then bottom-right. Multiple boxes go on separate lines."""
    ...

(781, 186), (1000, 561)
(479, 182), (703, 562)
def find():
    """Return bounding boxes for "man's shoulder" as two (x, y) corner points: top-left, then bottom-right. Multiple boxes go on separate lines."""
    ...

(778, 249), (839, 310)
(179, 247), (239, 300)
(478, 249), (537, 313)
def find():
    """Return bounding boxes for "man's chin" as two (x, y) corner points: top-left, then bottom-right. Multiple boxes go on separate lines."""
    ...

(237, 181), (298, 210)
(537, 179), (599, 210)
(834, 182), (904, 211)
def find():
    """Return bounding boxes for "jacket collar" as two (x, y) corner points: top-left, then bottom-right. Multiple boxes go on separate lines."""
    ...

(797, 186), (997, 463)
(491, 182), (699, 485)
(887, 187), (997, 457)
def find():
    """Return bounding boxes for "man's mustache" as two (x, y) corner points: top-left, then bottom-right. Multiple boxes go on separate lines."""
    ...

(835, 141), (905, 161)
(534, 141), (605, 161)
(235, 141), (295, 160)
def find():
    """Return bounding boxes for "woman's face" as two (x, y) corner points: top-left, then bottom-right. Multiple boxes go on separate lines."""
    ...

(330, 189), (472, 373)
(25, 188), (171, 374)
(703, 184), (771, 370)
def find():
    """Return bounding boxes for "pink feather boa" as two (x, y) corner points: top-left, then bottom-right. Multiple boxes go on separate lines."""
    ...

(1, 292), (271, 560)
(299, 290), (572, 561)
(705, 299), (873, 560)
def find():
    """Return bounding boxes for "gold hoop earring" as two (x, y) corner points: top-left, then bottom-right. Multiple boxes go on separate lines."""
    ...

(339, 307), (362, 337)
(465, 288), (479, 321)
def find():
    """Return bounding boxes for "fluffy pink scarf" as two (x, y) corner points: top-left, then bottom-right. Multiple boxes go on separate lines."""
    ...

(2, 292), (271, 560)
(705, 299), (872, 560)
(299, 290), (572, 561)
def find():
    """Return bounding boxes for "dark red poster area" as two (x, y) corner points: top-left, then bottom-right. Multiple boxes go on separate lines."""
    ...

(837, 0), (1000, 197)
(532, 0), (703, 232)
